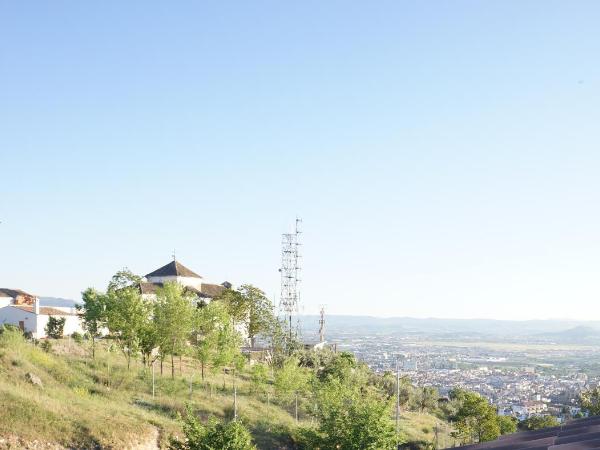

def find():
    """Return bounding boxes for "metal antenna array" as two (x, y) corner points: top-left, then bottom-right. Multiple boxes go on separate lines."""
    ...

(279, 218), (302, 344)
(319, 306), (325, 343)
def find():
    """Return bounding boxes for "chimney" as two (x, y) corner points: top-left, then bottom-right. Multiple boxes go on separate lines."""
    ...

(34, 297), (40, 315)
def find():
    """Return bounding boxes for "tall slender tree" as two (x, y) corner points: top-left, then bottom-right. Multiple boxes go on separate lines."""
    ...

(77, 288), (108, 359)
(153, 282), (196, 378)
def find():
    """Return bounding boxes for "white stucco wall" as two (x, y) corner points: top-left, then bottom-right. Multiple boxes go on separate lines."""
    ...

(146, 275), (202, 290)
(0, 297), (12, 308)
(34, 314), (82, 337)
(0, 306), (37, 335)
(0, 306), (83, 338)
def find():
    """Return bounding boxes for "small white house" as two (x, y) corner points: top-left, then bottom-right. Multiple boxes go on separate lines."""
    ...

(0, 289), (83, 338)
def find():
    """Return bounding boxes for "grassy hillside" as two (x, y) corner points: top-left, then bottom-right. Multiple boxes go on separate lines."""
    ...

(0, 329), (451, 449)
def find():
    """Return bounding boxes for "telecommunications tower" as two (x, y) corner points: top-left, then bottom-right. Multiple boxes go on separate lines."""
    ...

(279, 218), (302, 343)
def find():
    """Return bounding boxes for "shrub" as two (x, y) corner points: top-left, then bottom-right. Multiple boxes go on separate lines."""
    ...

(169, 407), (257, 450)
(45, 316), (66, 339)
(0, 325), (25, 348)
(71, 332), (84, 344)
(41, 340), (53, 353)
(519, 416), (559, 431)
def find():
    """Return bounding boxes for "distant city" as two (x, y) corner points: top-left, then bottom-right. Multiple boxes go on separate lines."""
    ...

(302, 315), (600, 421)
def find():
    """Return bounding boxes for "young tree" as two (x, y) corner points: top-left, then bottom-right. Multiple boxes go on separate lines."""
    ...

(250, 363), (269, 395)
(580, 386), (600, 416)
(215, 288), (248, 330)
(301, 378), (396, 450)
(153, 282), (196, 378)
(274, 357), (310, 403)
(414, 386), (439, 413)
(105, 281), (152, 370)
(209, 304), (243, 387)
(497, 416), (518, 435)
(77, 288), (107, 358)
(449, 389), (501, 444)
(237, 284), (274, 348)
(169, 408), (257, 450)
(194, 301), (231, 381)
(107, 268), (141, 292)
(45, 316), (66, 339)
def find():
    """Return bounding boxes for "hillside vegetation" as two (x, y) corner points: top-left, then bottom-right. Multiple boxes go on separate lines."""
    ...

(0, 327), (454, 449)
(1, 272), (522, 449)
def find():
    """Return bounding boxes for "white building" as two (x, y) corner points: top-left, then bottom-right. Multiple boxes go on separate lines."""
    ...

(0, 289), (82, 339)
(138, 260), (248, 344)
(138, 260), (230, 302)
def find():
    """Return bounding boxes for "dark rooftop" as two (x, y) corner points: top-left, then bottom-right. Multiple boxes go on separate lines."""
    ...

(455, 416), (600, 450)
(0, 288), (36, 298)
(145, 260), (203, 279)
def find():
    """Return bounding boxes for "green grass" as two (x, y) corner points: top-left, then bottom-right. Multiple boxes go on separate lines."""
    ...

(398, 411), (456, 449)
(0, 331), (452, 449)
(0, 333), (305, 449)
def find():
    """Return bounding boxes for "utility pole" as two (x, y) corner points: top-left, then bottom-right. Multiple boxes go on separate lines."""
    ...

(152, 360), (156, 398)
(396, 359), (401, 449)
(233, 382), (238, 421)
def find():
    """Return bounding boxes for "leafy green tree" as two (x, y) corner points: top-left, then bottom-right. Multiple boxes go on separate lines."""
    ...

(250, 363), (269, 395)
(210, 306), (243, 387)
(105, 277), (152, 370)
(237, 284), (274, 348)
(414, 386), (439, 413)
(497, 415), (518, 435)
(274, 357), (310, 402)
(301, 378), (396, 450)
(194, 301), (232, 381)
(153, 282), (196, 378)
(215, 288), (247, 330)
(580, 386), (600, 416)
(318, 351), (357, 382)
(519, 416), (559, 431)
(45, 316), (66, 339)
(169, 407), (256, 450)
(107, 268), (141, 292)
(450, 389), (501, 444)
(77, 288), (107, 358)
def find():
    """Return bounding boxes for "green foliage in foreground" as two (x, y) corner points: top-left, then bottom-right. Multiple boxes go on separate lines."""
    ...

(450, 388), (510, 444)
(169, 408), (256, 450)
(519, 415), (560, 431)
(45, 316), (66, 339)
(580, 386), (600, 416)
(298, 378), (397, 450)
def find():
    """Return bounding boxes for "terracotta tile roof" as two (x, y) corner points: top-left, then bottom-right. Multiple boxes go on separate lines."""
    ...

(12, 305), (78, 316)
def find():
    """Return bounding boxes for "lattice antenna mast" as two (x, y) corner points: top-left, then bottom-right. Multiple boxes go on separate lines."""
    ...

(319, 306), (325, 343)
(279, 218), (302, 345)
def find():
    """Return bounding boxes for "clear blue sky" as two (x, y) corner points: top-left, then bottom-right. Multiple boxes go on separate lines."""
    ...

(1, 1), (599, 320)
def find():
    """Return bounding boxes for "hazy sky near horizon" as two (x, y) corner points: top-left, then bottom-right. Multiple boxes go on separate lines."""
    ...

(1, 2), (600, 320)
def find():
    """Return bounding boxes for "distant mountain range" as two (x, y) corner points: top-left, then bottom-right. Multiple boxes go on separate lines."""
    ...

(299, 315), (600, 343)
(40, 298), (600, 344)
(40, 297), (80, 308)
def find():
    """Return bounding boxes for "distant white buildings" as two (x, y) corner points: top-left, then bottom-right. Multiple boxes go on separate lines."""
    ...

(0, 288), (82, 339)
(0, 259), (246, 342)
